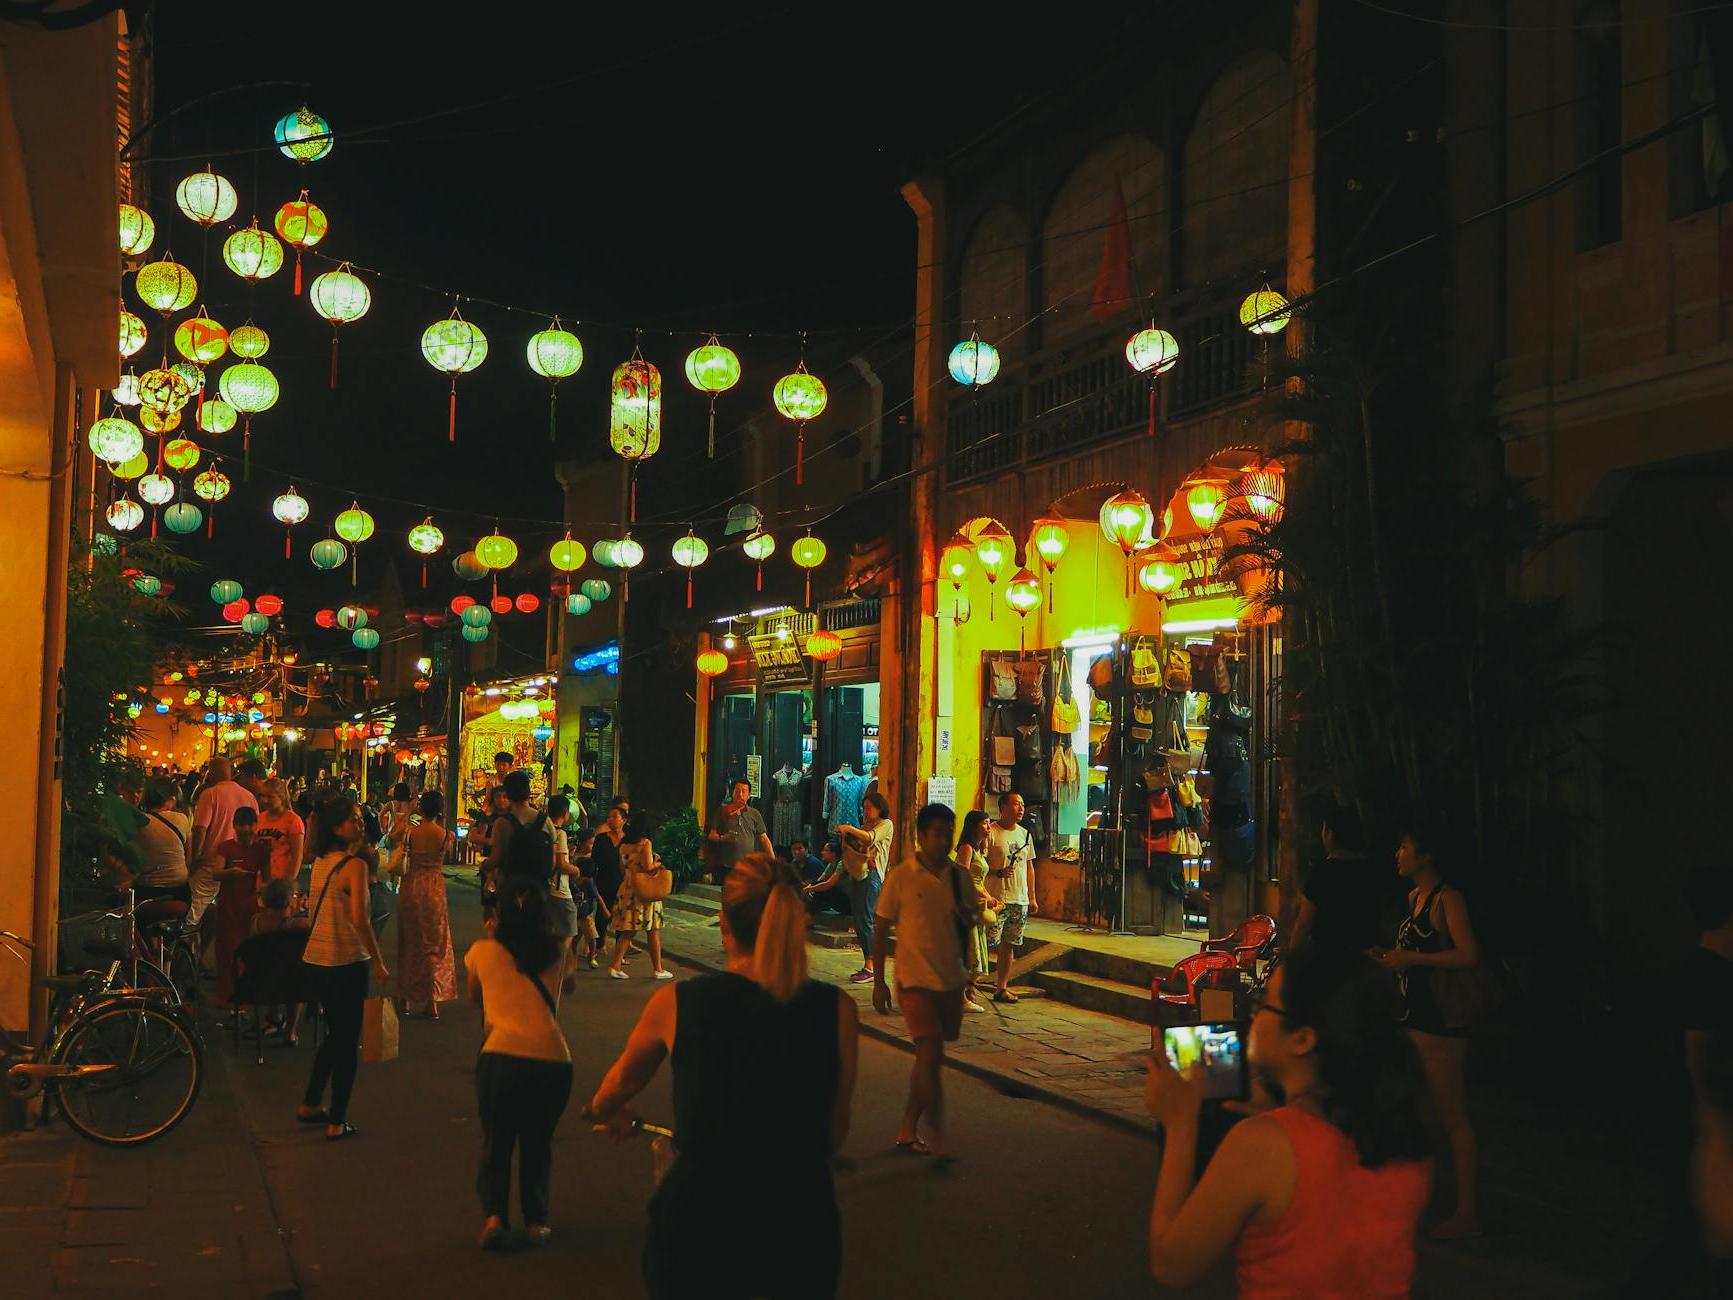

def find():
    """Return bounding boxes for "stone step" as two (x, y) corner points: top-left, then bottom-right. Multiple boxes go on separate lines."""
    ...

(1030, 969), (1154, 1025)
(808, 928), (858, 950)
(1065, 945), (1175, 989)
(665, 893), (721, 918)
(684, 882), (722, 902)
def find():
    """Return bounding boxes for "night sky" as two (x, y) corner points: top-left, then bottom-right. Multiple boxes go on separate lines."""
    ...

(134, 6), (1117, 631)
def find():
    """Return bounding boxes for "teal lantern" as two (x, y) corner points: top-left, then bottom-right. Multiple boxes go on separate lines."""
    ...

(274, 106), (334, 163)
(162, 502), (203, 534)
(452, 551), (488, 582)
(460, 604), (492, 629)
(351, 627), (381, 650)
(241, 612), (269, 634)
(210, 579), (243, 604)
(337, 604), (368, 631)
(132, 574), (162, 596)
(948, 334), (1002, 387)
(566, 592), (592, 616)
(461, 624), (491, 644)
(310, 537), (348, 570)
(579, 578), (611, 603)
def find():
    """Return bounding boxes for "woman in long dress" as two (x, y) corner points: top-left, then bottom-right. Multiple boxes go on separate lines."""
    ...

(396, 791), (457, 1019)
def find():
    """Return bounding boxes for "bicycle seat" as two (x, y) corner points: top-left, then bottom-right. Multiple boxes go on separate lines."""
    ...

(137, 900), (189, 927)
(36, 973), (94, 994)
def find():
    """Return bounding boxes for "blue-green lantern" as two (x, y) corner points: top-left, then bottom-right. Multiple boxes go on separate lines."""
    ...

(310, 537), (348, 570)
(461, 624), (490, 644)
(351, 627), (380, 650)
(460, 604), (492, 629)
(210, 578), (243, 604)
(336, 604), (368, 630)
(132, 574), (162, 596)
(579, 578), (611, 602)
(565, 592), (592, 616)
(241, 612), (269, 634)
(162, 502), (203, 534)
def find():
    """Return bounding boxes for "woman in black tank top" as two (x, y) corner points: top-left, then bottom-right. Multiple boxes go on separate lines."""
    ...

(588, 853), (860, 1300)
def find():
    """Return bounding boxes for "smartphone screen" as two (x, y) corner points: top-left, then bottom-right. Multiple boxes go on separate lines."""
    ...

(1161, 1022), (1249, 1101)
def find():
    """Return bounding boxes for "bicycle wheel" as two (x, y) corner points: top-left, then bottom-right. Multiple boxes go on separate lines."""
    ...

(166, 940), (200, 1006)
(53, 1001), (202, 1146)
(129, 957), (183, 1008)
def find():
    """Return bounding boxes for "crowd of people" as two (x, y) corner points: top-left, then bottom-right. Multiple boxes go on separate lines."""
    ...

(98, 757), (1733, 1297)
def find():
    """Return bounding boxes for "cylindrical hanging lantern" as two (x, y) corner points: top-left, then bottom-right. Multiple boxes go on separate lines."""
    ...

(422, 308), (488, 441)
(88, 415), (143, 463)
(772, 363), (827, 485)
(134, 257), (198, 317)
(119, 310), (147, 359)
(696, 648), (729, 677)
(274, 191), (328, 294)
(475, 531), (518, 570)
(107, 498), (145, 532)
(275, 106), (334, 163)
(1184, 474), (1230, 531)
(310, 537), (348, 571)
(222, 221), (284, 282)
(309, 262), (370, 387)
(352, 627), (381, 650)
(610, 356), (661, 514)
(175, 170), (237, 225)
(1238, 287), (1291, 336)
(742, 529), (775, 592)
(684, 335), (741, 458)
(119, 203), (155, 257)
(947, 334), (1001, 387)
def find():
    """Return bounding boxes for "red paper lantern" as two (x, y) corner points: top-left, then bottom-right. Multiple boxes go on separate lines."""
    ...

(422, 612), (447, 628)
(371, 723), (388, 737)
(514, 593), (540, 614)
(221, 599), (249, 623)
(395, 748), (413, 764)
(450, 594), (475, 615)
(254, 593), (283, 616)
(315, 607), (337, 628)
(489, 594), (513, 615)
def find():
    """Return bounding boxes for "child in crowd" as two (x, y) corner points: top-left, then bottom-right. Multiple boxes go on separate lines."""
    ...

(212, 806), (271, 1009)
(569, 827), (606, 969)
(252, 875), (308, 1047)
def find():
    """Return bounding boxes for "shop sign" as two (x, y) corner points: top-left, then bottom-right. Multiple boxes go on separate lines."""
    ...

(748, 632), (812, 688)
(1168, 534), (1238, 604)
(745, 753), (763, 799)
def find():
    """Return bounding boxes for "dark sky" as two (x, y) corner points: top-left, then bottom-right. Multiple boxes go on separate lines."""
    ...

(133, 5), (1126, 629)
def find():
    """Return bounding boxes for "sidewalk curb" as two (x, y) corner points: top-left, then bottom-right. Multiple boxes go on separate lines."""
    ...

(658, 934), (1156, 1145)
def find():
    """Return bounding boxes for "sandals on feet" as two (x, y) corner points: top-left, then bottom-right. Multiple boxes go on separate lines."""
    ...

(295, 1108), (329, 1124)
(325, 1121), (357, 1142)
(894, 1138), (932, 1157)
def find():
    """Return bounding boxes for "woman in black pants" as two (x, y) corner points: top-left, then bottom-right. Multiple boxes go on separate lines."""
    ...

(464, 878), (572, 1249)
(296, 797), (387, 1141)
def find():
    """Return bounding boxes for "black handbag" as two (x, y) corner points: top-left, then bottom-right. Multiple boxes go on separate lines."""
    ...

(1015, 722), (1043, 762)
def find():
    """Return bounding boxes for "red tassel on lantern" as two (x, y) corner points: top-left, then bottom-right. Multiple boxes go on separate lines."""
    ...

(293, 251), (304, 296)
(1147, 381), (1157, 439)
(448, 384), (457, 443)
(685, 571), (693, 609)
(796, 426), (806, 485)
(329, 335), (339, 390)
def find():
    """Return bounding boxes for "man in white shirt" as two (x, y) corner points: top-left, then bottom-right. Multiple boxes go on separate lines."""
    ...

(985, 792), (1037, 1004)
(872, 803), (976, 1164)
(187, 756), (259, 932)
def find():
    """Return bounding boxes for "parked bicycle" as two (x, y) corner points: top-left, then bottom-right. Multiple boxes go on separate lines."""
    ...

(0, 928), (203, 1146)
(69, 889), (199, 1010)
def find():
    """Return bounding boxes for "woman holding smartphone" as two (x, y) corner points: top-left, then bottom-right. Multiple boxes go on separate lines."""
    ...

(1144, 945), (1432, 1295)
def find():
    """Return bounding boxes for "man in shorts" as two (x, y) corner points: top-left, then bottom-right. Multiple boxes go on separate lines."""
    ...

(872, 803), (977, 1163)
(985, 792), (1037, 1004)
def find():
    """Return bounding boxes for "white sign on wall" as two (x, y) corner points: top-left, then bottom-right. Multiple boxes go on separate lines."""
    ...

(745, 754), (763, 799)
(926, 776), (957, 811)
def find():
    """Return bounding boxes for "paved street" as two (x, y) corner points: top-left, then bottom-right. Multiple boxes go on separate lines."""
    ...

(0, 877), (1681, 1297)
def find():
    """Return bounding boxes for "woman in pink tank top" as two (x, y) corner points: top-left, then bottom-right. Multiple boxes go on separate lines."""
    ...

(1145, 945), (1433, 1298)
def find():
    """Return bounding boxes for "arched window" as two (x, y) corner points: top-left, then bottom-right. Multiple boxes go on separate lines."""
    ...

(1181, 51), (1292, 288)
(1039, 135), (1166, 345)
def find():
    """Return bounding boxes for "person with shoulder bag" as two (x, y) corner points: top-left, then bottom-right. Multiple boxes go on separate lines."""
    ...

(1371, 825), (1482, 1239)
(295, 796), (389, 1142)
(607, 818), (674, 982)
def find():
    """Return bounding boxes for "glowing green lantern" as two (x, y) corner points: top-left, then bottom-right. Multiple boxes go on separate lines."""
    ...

(671, 530), (709, 608)
(138, 473), (174, 507)
(351, 627), (381, 651)
(139, 406), (181, 435)
(527, 320), (583, 440)
(1239, 287), (1290, 336)
(337, 604), (368, 631)
(87, 415), (143, 464)
(579, 578), (611, 603)
(275, 106), (334, 162)
(742, 529), (775, 591)
(684, 335), (741, 458)
(241, 612), (270, 635)
(170, 362), (204, 396)
(119, 203), (154, 257)
(310, 538), (348, 571)
(139, 367), (191, 417)
(229, 323), (270, 359)
(461, 624), (490, 644)
(210, 579), (243, 604)
(133, 574), (162, 597)
(175, 170), (237, 226)
(134, 256), (198, 317)
(162, 502), (203, 535)
(120, 310), (147, 359)
(111, 450), (147, 480)
(475, 531), (518, 570)
(549, 536), (586, 572)
(791, 533), (827, 607)
(113, 371), (141, 407)
(197, 398), (237, 435)
(163, 438), (200, 472)
(422, 310), (488, 441)
(335, 500), (376, 544)
(948, 334), (1001, 386)
(309, 263), (370, 387)
(107, 498), (144, 533)
(222, 220), (283, 282)
(460, 604), (492, 629)
(218, 361), (279, 459)
(566, 592), (592, 616)
(609, 356), (661, 473)
(407, 517), (444, 588)
(273, 485), (309, 558)
(772, 363), (827, 485)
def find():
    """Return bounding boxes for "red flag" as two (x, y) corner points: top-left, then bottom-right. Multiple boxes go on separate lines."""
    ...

(1091, 178), (1134, 323)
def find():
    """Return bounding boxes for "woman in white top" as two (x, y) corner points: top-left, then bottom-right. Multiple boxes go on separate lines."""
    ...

(296, 797), (387, 1141)
(465, 877), (571, 1250)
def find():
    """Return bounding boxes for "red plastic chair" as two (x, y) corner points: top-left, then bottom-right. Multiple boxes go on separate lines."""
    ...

(1202, 914), (1276, 973)
(1153, 951), (1240, 1010)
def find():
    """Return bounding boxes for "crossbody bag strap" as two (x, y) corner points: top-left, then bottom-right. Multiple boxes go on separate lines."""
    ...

(525, 965), (559, 1020)
(148, 810), (188, 854)
(306, 854), (360, 937)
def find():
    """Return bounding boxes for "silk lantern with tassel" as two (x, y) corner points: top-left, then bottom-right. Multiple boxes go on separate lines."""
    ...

(527, 320), (583, 441)
(1029, 516), (1069, 612)
(671, 529), (709, 608)
(971, 520), (1013, 619)
(335, 500), (375, 584)
(272, 485), (309, 558)
(274, 191), (327, 294)
(1125, 326), (1179, 438)
(772, 358), (827, 486)
(609, 352), (660, 522)
(742, 529), (775, 591)
(684, 335), (740, 458)
(791, 532), (826, 608)
(309, 262), (370, 388)
(422, 305), (487, 441)
(408, 517), (444, 588)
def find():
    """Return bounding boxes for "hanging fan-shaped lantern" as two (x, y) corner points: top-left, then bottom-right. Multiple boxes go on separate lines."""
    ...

(310, 537), (348, 571)
(174, 170), (238, 226)
(1137, 542), (1184, 596)
(107, 498), (145, 533)
(422, 308), (488, 441)
(162, 502), (203, 535)
(309, 263), (371, 388)
(197, 398), (237, 435)
(87, 415), (143, 464)
(772, 363), (827, 485)
(791, 533), (827, 608)
(222, 221), (284, 282)
(119, 310), (147, 359)
(274, 191), (328, 294)
(228, 322), (269, 359)
(119, 203), (155, 257)
(527, 319), (583, 441)
(742, 529), (775, 592)
(272, 485), (309, 558)
(275, 106), (334, 163)
(947, 334), (1001, 387)
(684, 335), (740, 458)
(163, 438), (200, 472)
(193, 468), (231, 502)
(134, 257), (198, 317)
(475, 531), (519, 570)
(671, 530), (709, 608)
(1236, 463), (1286, 522)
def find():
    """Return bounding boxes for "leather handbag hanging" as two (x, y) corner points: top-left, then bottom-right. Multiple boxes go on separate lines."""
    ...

(989, 706), (1017, 767)
(1129, 693), (1156, 743)
(988, 765), (1012, 794)
(1015, 659), (1046, 706)
(1088, 653), (1115, 693)
(990, 656), (1018, 701)
(1015, 721), (1043, 762)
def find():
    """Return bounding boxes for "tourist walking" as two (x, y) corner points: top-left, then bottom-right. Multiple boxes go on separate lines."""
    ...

(704, 778), (773, 885)
(131, 778), (191, 904)
(588, 853), (860, 1300)
(872, 803), (976, 1162)
(546, 794), (580, 954)
(1372, 825), (1481, 1238)
(466, 877), (572, 1251)
(396, 791), (456, 1020)
(834, 791), (894, 985)
(985, 791), (1036, 1003)
(296, 797), (388, 1141)
(1144, 944), (1433, 1293)
(954, 809), (995, 1013)
(590, 800), (627, 954)
(607, 818), (672, 981)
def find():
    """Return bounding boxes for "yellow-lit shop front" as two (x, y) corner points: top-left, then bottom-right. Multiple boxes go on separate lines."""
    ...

(932, 456), (1282, 939)
(458, 673), (559, 835)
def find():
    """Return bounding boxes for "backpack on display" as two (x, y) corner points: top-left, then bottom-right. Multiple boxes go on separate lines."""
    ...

(1015, 659), (1045, 706)
(1129, 693), (1155, 743)
(502, 812), (555, 884)
(1016, 722), (1043, 762)
(990, 657), (1017, 701)
(1129, 636), (1161, 688)
(988, 765), (1012, 794)
(1163, 647), (1193, 693)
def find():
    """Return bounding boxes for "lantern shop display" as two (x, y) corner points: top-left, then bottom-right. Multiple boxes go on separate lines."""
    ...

(222, 221), (283, 282)
(174, 170), (237, 226)
(527, 320), (583, 440)
(684, 335), (740, 457)
(134, 256), (198, 317)
(308, 262), (370, 386)
(274, 191), (328, 294)
(421, 309), (488, 441)
(772, 363), (827, 485)
(118, 203), (154, 257)
(275, 106), (334, 163)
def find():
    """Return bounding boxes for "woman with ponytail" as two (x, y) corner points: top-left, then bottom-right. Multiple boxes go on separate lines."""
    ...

(1143, 945), (1433, 1296)
(588, 853), (859, 1300)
